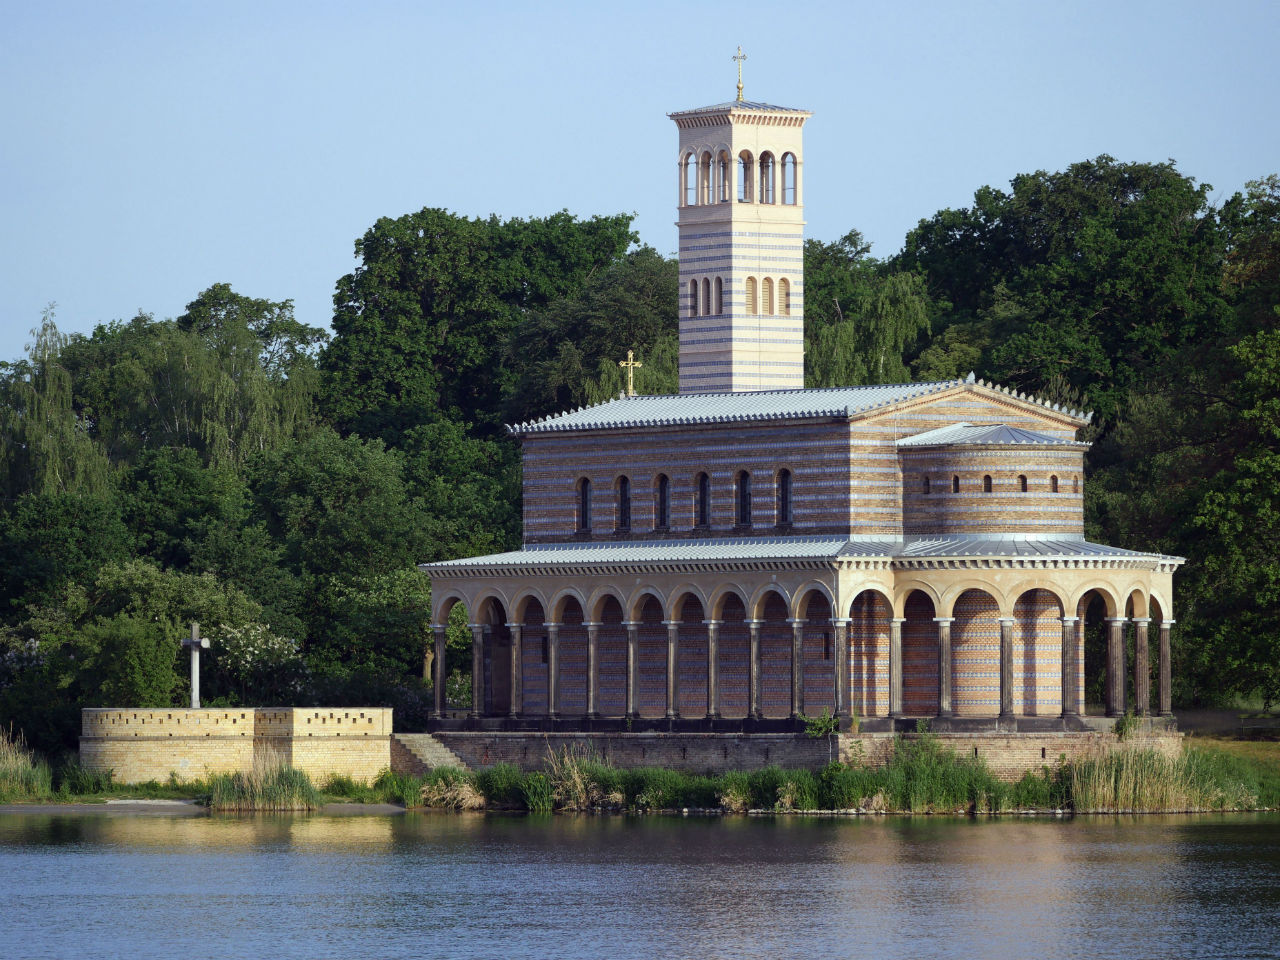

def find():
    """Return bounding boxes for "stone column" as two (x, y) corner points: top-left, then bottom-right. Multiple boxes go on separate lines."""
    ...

(664, 620), (679, 719)
(832, 618), (850, 719)
(998, 617), (1015, 718)
(788, 618), (805, 718)
(432, 625), (447, 719)
(584, 622), (601, 719)
(934, 617), (954, 718)
(704, 619), (721, 719)
(469, 623), (486, 718)
(622, 621), (640, 719)
(506, 623), (523, 718)
(1133, 617), (1151, 717)
(1159, 620), (1175, 716)
(1105, 617), (1127, 717)
(888, 618), (905, 719)
(747, 620), (763, 719)
(1060, 617), (1079, 717)
(546, 623), (561, 720)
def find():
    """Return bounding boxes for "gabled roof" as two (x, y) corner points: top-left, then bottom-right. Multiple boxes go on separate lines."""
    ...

(897, 422), (1090, 448)
(508, 374), (1090, 436)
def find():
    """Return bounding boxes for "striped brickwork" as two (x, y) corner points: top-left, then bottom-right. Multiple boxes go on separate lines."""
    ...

(558, 602), (588, 716)
(677, 596), (709, 717)
(637, 597), (667, 717)
(598, 600), (628, 717)
(902, 592), (940, 715)
(718, 595), (751, 718)
(848, 591), (891, 718)
(760, 593), (792, 717)
(952, 590), (1001, 717)
(802, 592), (835, 715)
(1013, 589), (1063, 716)
(520, 600), (548, 715)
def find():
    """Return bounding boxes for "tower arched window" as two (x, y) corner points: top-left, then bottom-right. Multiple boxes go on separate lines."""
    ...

(714, 277), (724, 315)
(695, 472), (711, 528)
(698, 152), (712, 205)
(616, 476), (631, 532)
(682, 153), (696, 206)
(577, 478), (592, 532)
(759, 152), (775, 204)
(762, 277), (774, 315)
(737, 150), (755, 202)
(745, 277), (758, 315)
(952, 475), (960, 494)
(1018, 475), (1028, 492)
(653, 474), (670, 530)
(689, 279), (698, 318)
(735, 470), (752, 527)
(923, 476), (931, 495)
(702, 278), (711, 317)
(779, 278), (791, 316)
(983, 475), (993, 493)
(1050, 475), (1059, 493)
(777, 469), (793, 526)
(782, 153), (797, 204)
(717, 151), (731, 202)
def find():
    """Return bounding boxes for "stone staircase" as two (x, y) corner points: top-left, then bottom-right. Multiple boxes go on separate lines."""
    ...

(391, 734), (470, 774)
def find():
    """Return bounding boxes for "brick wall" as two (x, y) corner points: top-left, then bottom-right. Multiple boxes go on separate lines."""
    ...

(79, 708), (392, 785)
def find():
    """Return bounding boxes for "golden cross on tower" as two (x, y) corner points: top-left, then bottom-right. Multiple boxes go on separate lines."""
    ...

(733, 45), (747, 102)
(618, 349), (643, 397)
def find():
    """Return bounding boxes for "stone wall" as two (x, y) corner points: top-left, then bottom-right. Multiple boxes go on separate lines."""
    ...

(426, 729), (1182, 781)
(80, 708), (392, 784)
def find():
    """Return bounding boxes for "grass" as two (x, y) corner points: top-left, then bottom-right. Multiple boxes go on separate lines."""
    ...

(0, 727), (53, 802)
(207, 764), (322, 812)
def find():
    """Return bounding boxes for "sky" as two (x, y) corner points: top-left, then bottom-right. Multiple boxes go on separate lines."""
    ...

(2, 0), (1278, 362)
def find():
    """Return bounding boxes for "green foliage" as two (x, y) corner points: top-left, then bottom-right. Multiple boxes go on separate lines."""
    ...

(474, 763), (525, 807)
(1114, 710), (1140, 741)
(520, 771), (554, 814)
(0, 727), (53, 801)
(206, 764), (321, 811)
(1069, 748), (1256, 812)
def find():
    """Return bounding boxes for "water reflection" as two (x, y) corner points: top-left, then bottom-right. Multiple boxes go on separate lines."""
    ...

(1, 812), (1277, 960)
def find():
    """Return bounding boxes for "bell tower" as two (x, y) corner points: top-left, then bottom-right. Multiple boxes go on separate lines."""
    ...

(669, 68), (811, 394)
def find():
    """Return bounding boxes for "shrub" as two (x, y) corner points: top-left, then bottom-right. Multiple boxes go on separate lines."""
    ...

(371, 769), (427, 806)
(475, 763), (525, 807)
(717, 771), (751, 812)
(419, 767), (484, 810)
(54, 756), (114, 796)
(521, 772), (554, 813)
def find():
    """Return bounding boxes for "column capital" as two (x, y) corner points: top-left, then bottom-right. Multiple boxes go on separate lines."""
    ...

(786, 618), (806, 627)
(1104, 617), (1129, 624)
(504, 621), (522, 629)
(1131, 617), (1152, 625)
(830, 618), (851, 627)
(661, 620), (680, 628)
(621, 621), (641, 628)
(998, 617), (1016, 625)
(889, 618), (907, 625)
(933, 617), (955, 625)
(582, 621), (602, 628)
(1161, 619), (1177, 627)
(744, 619), (763, 627)
(1060, 616), (1080, 624)
(467, 623), (486, 631)
(702, 619), (721, 627)
(432, 623), (448, 634)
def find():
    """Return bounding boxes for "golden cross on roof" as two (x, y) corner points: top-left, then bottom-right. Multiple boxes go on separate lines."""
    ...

(618, 349), (643, 397)
(733, 46), (747, 102)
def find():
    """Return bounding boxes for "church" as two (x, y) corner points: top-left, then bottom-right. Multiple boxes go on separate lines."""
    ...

(422, 81), (1181, 738)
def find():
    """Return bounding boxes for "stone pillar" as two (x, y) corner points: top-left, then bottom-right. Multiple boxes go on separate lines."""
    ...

(1133, 617), (1151, 717)
(546, 623), (561, 719)
(888, 618), (905, 719)
(704, 619), (721, 719)
(788, 618), (805, 718)
(1159, 620), (1175, 716)
(934, 617), (954, 718)
(1105, 617), (1126, 717)
(664, 620), (679, 719)
(1060, 617), (1079, 717)
(998, 617), (1015, 718)
(832, 618), (850, 719)
(623, 621), (640, 718)
(469, 623), (485, 718)
(506, 623), (523, 718)
(584, 621), (601, 719)
(747, 620), (762, 719)
(432, 625), (447, 719)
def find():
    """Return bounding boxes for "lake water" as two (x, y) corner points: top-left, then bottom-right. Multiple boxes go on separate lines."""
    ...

(2, 810), (1278, 960)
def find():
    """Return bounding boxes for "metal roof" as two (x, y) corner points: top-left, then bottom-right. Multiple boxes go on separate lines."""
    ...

(669, 101), (810, 116)
(423, 534), (1181, 571)
(897, 423), (1089, 448)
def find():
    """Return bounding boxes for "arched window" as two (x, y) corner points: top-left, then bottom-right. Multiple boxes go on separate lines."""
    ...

(717, 151), (731, 202)
(735, 470), (752, 527)
(698, 152), (712, 205)
(682, 153), (696, 206)
(762, 277), (774, 315)
(781, 153), (797, 204)
(653, 474), (670, 530)
(737, 150), (755, 202)
(1018, 475), (1028, 492)
(1073, 475), (1080, 494)
(714, 277), (724, 315)
(952, 475), (960, 494)
(777, 469), (793, 525)
(745, 277), (758, 315)
(577, 478), (592, 532)
(689, 279), (698, 318)
(616, 476), (631, 531)
(779, 278), (791, 316)
(1050, 475), (1059, 493)
(702, 278), (711, 317)
(983, 475), (993, 493)
(695, 472), (710, 528)
(923, 476), (931, 495)
(759, 152), (775, 204)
